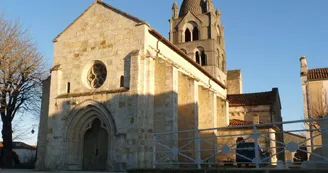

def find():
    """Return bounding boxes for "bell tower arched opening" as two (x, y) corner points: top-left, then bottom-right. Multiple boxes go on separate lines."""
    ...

(193, 26), (199, 41)
(185, 28), (191, 42)
(195, 47), (207, 66)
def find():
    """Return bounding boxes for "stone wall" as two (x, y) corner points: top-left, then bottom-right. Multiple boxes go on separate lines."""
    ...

(227, 70), (242, 95)
(40, 2), (147, 171)
(198, 86), (214, 129)
(53, 3), (145, 96)
(229, 105), (272, 123)
(217, 97), (228, 127)
(177, 72), (196, 163)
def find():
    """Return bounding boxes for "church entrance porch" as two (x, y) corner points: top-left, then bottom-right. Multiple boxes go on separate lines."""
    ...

(83, 118), (108, 171)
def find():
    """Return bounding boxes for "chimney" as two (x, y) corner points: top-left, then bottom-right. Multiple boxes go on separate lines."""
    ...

(300, 56), (308, 77)
(227, 70), (243, 94)
(253, 114), (260, 124)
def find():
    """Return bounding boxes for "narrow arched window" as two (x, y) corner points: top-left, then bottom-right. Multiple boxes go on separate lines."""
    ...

(120, 76), (124, 88)
(193, 27), (199, 41)
(195, 52), (200, 64)
(201, 51), (207, 66)
(67, 82), (71, 94)
(217, 49), (220, 68)
(185, 28), (191, 42)
(221, 54), (225, 71)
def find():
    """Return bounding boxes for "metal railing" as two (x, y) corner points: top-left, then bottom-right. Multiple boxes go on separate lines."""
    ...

(153, 117), (328, 169)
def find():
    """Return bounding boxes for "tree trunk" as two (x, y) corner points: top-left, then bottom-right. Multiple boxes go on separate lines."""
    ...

(1, 119), (13, 168)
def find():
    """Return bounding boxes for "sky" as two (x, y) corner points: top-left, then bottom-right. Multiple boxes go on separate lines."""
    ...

(0, 0), (328, 145)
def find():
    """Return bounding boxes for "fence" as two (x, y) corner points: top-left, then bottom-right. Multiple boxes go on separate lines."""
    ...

(153, 117), (328, 169)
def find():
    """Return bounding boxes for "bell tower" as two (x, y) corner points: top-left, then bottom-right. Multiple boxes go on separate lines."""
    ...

(169, 0), (227, 84)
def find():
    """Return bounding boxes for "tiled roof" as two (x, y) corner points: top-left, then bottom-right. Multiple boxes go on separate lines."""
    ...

(228, 119), (279, 130)
(307, 68), (328, 81)
(228, 90), (277, 107)
(229, 119), (254, 127)
(179, 0), (207, 17)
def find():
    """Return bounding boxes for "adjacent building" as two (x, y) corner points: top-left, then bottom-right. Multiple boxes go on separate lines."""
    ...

(300, 56), (328, 158)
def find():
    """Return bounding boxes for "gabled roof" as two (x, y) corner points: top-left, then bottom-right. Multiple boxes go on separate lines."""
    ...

(175, 11), (202, 28)
(53, 0), (148, 42)
(307, 68), (328, 81)
(228, 88), (279, 107)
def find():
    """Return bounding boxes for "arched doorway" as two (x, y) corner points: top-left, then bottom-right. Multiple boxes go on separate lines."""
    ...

(65, 100), (117, 171)
(83, 118), (108, 171)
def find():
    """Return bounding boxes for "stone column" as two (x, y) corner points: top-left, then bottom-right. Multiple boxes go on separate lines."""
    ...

(213, 93), (217, 129)
(126, 50), (141, 168)
(134, 51), (156, 168)
(193, 81), (199, 131)
(269, 128), (277, 165)
(43, 68), (61, 170)
(193, 81), (201, 168)
(35, 77), (51, 170)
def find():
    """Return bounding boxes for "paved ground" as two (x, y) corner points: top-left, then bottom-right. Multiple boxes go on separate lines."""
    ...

(0, 169), (125, 173)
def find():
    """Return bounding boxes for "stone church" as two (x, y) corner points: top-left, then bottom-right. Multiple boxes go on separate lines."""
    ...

(36, 0), (283, 171)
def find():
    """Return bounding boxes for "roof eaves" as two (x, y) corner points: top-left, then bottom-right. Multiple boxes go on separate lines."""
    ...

(229, 103), (270, 107)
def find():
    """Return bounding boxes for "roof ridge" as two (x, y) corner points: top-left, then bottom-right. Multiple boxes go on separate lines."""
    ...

(307, 67), (328, 81)
(97, 0), (147, 24)
(309, 67), (328, 70)
(53, 0), (149, 42)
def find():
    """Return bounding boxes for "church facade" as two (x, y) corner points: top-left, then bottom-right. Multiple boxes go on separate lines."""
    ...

(36, 0), (282, 171)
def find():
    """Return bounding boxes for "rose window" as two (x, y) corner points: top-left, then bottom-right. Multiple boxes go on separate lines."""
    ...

(87, 63), (107, 88)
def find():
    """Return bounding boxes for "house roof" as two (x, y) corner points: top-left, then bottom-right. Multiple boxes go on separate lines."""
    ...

(228, 89), (278, 107)
(229, 119), (255, 127)
(307, 68), (328, 81)
(228, 119), (279, 130)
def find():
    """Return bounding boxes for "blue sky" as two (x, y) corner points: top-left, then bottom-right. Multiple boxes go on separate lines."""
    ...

(1, 0), (328, 145)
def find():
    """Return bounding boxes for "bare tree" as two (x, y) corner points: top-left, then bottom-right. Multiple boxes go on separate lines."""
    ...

(0, 15), (45, 168)
(310, 90), (328, 119)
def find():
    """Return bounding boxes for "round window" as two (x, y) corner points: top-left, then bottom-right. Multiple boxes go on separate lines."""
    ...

(87, 63), (107, 88)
